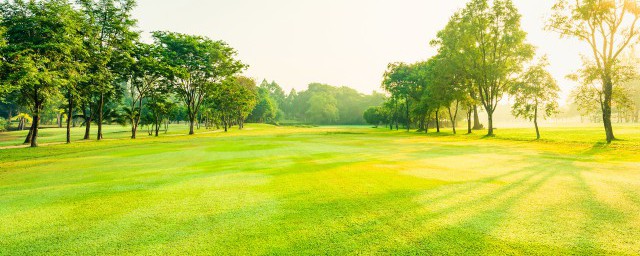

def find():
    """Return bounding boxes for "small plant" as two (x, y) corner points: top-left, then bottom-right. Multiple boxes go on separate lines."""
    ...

(0, 117), (7, 132)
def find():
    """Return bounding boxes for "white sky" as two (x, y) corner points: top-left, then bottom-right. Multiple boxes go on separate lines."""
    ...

(133, 0), (588, 102)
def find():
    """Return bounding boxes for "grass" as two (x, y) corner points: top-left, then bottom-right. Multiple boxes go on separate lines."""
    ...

(1, 124), (639, 255)
(0, 123), (196, 147)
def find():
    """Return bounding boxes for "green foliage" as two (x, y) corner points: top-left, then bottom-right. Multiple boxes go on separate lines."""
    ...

(363, 106), (384, 127)
(0, 0), (85, 146)
(249, 87), (277, 124)
(208, 76), (258, 130)
(290, 83), (384, 125)
(153, 31), (245, 133)
(460, 0), (534, 135)
(306, 92), (339, 124)
(77, 0), (138, 139)
(0, 117), (6, 132)
(510, 58), (560, 122)
(547, 0), (640, 142)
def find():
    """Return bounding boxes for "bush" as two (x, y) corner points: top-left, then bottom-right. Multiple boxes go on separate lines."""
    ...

(0, 117), (7, 132)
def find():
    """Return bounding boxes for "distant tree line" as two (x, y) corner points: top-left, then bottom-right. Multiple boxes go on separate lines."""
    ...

(366, 0), (640, 142)
(248, 80), (385, 125)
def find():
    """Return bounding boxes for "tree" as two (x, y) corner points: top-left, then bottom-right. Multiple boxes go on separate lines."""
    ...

(259, 79), (285, 114)
(231, 76), (258, 129)
(146, 91), (174, 137)
(428, 55), (469, 135)
(383, 63), (416, 131)
(249, 87), (277, 123)
(209, 76), (257, 132)
(126, 42), (166, 139)
(306, 92), (338, 124)
(154, 31), (245, 135)
(458, 0), (534, 136)
(431, 12), (479, 134)
(77, 0), (137, 140)
(363, 106), (384, 128)
(510, 58), (560, 139)
(0, 0), (84, 147)
(569, 60), (637, 123)
(548, 0), (640, 142)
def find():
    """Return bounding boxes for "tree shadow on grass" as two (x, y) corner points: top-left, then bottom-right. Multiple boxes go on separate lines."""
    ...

(263, 160), (556, 254)
(266, 154), (632, 255)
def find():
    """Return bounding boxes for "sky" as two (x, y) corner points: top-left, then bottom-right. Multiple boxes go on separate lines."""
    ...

(133, 0), (588, 102)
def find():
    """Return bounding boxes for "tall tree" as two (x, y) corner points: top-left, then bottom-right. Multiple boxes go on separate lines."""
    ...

(431, 12), (478, 134)
(428, 55), (469, 135)
(249, 87), (277, 123)
(568, 59), (636, 123)
(126, 42), (166, 139)
(77, 0), (138, 140)
(0, 0), (84, 147)
(548, 0), (640, 142)
(383, 62), (416, 131)
(154, 31), (245, 135)
(145, 90), (174, 137)
(510, 58), (560, 139)
(459, 0), (534, 136)
(232, 76), (258, 130)
(210, 76), (256, 132)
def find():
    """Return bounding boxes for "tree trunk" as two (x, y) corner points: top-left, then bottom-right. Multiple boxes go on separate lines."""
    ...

(30, 102), (41, 148)
(6, 107), (11, 129)
(394, 99), (399, 130)
(405, 96), (410, 131)
(473, 105), (482, 130)
(189, 119), (195, 135)
(602, 77), (615, 143)
(84, 119), (91, 140)
(467, 108), (473, 134)
(487, 111), (494, 136)
(83, 106), (91, 140)
(31, 115), (39, 148)
(24, 121), (34, 144)
(131, 98), (142, 139)
(534, 104), (540, 140)
(425, 113), (430, 134)
(448, 101), (459, 135)
(67, 96), (73, 144)
(435, 110), (440, 133)
(97, 93), (104, 140)
(131, 125), (137, 139)
(155, 116), (160, 137)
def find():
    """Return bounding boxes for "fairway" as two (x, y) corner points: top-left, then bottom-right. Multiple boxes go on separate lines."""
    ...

(1, 125), (639, 255)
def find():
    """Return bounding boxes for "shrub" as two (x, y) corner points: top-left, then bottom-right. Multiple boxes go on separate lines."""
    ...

(0, 117), (7, 132)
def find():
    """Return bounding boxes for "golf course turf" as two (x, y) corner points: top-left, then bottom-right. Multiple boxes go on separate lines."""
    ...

(1, 124), (639, 255)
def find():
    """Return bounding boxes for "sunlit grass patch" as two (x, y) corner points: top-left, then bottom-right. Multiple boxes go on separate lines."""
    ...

(0, 124), (639, 255)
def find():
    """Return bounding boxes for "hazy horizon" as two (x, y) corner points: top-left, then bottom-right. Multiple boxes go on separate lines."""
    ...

(133, 0), (587, 103)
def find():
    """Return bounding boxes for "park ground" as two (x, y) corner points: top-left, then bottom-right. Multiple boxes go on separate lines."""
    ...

(1, 124), (639, 255)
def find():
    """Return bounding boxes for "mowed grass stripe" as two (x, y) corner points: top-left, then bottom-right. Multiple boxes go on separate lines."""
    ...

(0, 124), (639, 255)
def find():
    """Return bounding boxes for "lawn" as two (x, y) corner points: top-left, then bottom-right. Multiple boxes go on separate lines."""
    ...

(1, 124), (639, 255)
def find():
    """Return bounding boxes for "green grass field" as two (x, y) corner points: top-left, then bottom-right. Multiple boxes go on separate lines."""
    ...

(1, 124), (639, 255)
